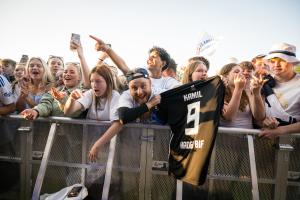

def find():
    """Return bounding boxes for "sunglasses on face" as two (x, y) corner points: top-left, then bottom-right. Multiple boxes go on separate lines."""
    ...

(269, 57), (287, 64)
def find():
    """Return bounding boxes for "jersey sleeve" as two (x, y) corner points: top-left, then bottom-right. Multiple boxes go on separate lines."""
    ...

(0, 75), (14, 105)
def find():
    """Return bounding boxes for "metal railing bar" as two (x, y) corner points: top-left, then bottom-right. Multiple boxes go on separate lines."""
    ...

(102, 135), (117, 200)
(247, 135), (259, 200)
(31, 123), (57, 200)
(176, 180), (183, 200)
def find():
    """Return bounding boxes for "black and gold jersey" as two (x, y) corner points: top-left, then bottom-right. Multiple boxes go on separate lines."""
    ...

(157, 76), (225, 185)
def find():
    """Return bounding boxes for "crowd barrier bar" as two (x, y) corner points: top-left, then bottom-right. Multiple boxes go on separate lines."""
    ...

(0, 115), (299, 200)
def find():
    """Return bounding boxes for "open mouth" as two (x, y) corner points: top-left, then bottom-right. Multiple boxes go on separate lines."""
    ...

(32, 71), (39, 75)
(64, 76), (72, 81)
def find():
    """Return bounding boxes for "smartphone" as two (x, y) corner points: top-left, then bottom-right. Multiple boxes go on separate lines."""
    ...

(67, 186), (82, 197)
(20, 55), (29, 64)
(70, 33), (81, 50)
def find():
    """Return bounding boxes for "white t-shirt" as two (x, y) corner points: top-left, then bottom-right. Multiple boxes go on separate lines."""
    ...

(150, 77), (181, 94)
(220, 105), (253, 129)
(0, 75), (14, 107)
(118, 88), (159, 109)
(268, 73), (300, 121)
(77, 89), (120, 121)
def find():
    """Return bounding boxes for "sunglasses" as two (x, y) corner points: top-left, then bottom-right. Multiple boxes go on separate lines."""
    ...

(65, 62), (80, 67)
(268, 57), (287, 64)
(49, 55), (64, 61)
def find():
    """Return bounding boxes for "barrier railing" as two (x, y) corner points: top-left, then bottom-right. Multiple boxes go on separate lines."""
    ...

(0, 115), (299, 200)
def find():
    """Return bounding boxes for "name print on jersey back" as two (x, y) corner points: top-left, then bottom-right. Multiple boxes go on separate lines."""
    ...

(157, 76), (225, 185)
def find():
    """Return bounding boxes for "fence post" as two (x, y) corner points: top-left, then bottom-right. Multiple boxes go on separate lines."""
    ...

(274, 136), (293, 200)
(139, 128), (154, 200)
(18, 126), (32, 200)
(32, 123), (57, 200)
(247, 135), (259, 200)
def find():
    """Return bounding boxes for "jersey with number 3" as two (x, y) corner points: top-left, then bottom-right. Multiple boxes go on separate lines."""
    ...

(157, 76), (225, 185)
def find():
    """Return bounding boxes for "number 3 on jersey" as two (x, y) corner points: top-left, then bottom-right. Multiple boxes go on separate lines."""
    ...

(185, 101), (200, 135)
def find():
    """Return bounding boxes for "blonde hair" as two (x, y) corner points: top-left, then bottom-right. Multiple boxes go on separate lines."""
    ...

(26, 57), (54, 88)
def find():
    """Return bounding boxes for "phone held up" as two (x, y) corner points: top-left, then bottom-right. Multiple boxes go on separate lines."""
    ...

(70, 33), (81, 50)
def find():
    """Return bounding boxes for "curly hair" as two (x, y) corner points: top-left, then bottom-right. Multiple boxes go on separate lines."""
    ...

(149, 46), (171, 71)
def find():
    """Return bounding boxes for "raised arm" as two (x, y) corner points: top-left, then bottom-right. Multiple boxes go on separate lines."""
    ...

(89, 35), (129, 75)
(70, 41), (90, 88)
(247, 75), (266, 121)
(222, 74), (246, 121)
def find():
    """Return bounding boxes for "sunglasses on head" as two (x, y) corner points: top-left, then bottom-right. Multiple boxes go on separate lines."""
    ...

(49, 55), (64, 61)
(65, 62), (80, 67)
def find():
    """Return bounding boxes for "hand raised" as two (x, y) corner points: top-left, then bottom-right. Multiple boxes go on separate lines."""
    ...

(89, 35), (110, 52)
(233, 74), (247, 90)
(250, 74), (267, 94)
(50, 87), (66, 102)
(70, 89), (83, 100)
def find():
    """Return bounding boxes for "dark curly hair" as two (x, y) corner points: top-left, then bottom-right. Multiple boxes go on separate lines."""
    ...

(149, 46), (171, 71)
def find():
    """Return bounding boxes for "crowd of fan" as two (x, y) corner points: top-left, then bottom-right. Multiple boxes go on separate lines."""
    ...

(0, 35), (299, 161)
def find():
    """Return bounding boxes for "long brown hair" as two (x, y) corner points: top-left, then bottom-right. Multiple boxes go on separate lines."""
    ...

(89, 65), (116, 110)
(182, 61), (205, 84)
(219, 63), (249, 111)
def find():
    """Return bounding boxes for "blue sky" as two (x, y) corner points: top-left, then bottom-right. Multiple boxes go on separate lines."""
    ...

(0, 0), (299, 75)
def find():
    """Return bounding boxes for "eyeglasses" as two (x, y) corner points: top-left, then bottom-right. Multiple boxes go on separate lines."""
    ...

(268, 57), (287, 64)
(126, 68), (149, 83)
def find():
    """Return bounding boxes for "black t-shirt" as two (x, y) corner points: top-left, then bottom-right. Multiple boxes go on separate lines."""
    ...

(156, 76), (225, 185)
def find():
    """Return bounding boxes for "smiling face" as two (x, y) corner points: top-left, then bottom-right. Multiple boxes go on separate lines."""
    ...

(253, 58), (270, 72)
(129, 77), (152, 104)
(28, 58), (45, 81)
(62, 64), (80, 88)
(90, 72), (107, 97)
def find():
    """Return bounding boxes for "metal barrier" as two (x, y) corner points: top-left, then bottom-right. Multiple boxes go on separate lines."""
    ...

(0, 115), (299, 200)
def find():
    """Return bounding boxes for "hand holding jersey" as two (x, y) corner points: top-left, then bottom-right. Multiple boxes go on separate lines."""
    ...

(258, 43), (300, 138)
